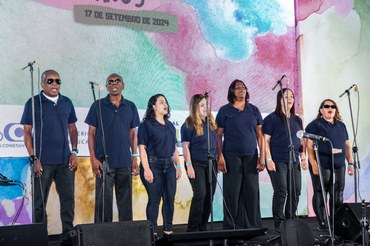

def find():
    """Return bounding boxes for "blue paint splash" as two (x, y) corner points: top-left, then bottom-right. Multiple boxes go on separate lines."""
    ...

(183, 0), (286, 60)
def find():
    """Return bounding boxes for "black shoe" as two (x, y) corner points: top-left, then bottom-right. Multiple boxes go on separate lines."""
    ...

(318, 223), (328, 232)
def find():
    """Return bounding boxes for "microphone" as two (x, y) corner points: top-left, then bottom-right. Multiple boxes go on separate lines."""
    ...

(296, 130), (329, 142)
(272, 75), (286, 90)
(339, 84), (357, 98)
(21, 61), (36, 70)
(89, 81), (99, 85)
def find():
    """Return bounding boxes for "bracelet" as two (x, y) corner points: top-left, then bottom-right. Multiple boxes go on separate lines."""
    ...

(175, 164), (181, 169)
(265, 158), (272, 164)
(348, 163), (354, 167)
(131, 153), (139, 157)
(71, 150), (78, 155)
(30, 155), (37, 162)
(186, 162), (192, 166)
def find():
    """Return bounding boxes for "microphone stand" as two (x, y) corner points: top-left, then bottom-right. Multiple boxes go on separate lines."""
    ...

(22, 62), (36, 223)
(277, 83), (296, 220)
(91, 84), (109, 223)
(205, 92), (214, 246)
(343, 90), (360, 202)
(91, 82), (96, 101)
(313, 141), (334, 246)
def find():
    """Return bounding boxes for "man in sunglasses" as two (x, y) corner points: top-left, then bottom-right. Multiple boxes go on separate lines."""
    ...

(85, 73), (140, 223)
(21, 69), (78, 245)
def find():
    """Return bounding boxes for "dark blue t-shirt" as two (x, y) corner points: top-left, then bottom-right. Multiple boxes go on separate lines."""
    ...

(180, 120), (217, 162)
(216, 102), (263, 155)
(85, 95), (140, 168)
(305, 118), (349, 169)
(138, 119), (177, 158)
(20, 92), (77, 165)
(263, 112), (302, 163)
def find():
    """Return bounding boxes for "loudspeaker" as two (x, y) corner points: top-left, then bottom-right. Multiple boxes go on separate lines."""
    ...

(73, 220), (154, 246)
(280, 219), (315, 246)
(0, 223), (48, 246)
(155, 228), (268, 246)
(334, 202), (370, 242)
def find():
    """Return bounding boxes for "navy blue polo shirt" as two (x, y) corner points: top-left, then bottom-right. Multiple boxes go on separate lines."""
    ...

(138, 119), (177, 158)
(263, 112), (302, 163)
(216, 102), (263, 155)
(305, 118), (349, 169)
(180, 120), (217, 162)
(20, 92), (77, 165)
(85, 95), (140, 168)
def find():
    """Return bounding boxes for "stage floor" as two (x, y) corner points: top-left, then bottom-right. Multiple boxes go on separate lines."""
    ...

(48, 216), (365, 245)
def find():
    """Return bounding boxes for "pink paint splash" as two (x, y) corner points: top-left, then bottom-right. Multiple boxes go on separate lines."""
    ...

(37, 0), (160, 10)
(295, 0), (353, 22)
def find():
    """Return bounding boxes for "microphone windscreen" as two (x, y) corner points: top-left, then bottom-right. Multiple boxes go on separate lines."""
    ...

(296, 130), (304, 139)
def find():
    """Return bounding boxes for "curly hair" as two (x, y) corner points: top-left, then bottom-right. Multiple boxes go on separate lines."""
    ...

(315, 99), (342, 121)
(143, 94), (170, 121)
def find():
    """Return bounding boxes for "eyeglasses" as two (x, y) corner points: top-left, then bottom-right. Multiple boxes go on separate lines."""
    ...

(46, 79), (62, 85)
(107, 79), (122, 85)
(322, 105), (337, 109)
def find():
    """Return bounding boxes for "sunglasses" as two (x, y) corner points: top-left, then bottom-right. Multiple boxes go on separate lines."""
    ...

(46, 78), (62, 85)
(107, 78), (122, 85)
(322, 104), (337, 109)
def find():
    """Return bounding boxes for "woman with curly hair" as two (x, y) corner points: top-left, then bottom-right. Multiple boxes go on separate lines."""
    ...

(306, 99), (354, 230)
(138, 94), (182, 237)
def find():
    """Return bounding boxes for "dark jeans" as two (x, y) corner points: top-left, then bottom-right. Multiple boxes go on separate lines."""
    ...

(34, 164), (74, 240)
(223, 151), (262, 229)
(94, 167), (132, 223)
(268, 161), (301, 229)
(309, 165), (345, 227)
(140, 157), (177, 233)
(186, 160), (217, 232)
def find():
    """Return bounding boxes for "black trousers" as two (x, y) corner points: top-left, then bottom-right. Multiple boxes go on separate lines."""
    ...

(222, 151), (262, 229)
(94, 167), (132, 223)
(186, 160), (217, 232)
(34, 164), (74, 241)
(267, 161), (301, 229)
(309, 165), (345, 227)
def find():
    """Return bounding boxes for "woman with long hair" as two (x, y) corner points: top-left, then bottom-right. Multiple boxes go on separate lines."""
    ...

(263, 88), (308, 231)
(181, 94), (218, 232)
(306, 99), (354, 230)
(138, 94), (182, 237)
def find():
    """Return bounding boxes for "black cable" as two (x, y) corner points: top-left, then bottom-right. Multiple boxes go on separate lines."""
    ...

(11, 181), (26, 225)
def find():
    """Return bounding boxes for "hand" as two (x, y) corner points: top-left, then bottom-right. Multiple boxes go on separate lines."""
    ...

(69, 153), (78, 172)
(176, 167), (182, 180)
(257, 157), (265, 172)
(311, 162), (319, 175)
(217, 154), (227, 173)
(34, 159), (43, 177)
(131, 157), (139, 176)
(144, 168), (154, 183)
(91, 158), (103, 178)
(300, 159), (308, 170)
(186, 165), (195, 179)
(348, 166), (354, 176)
(266, 159), (276, 172)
